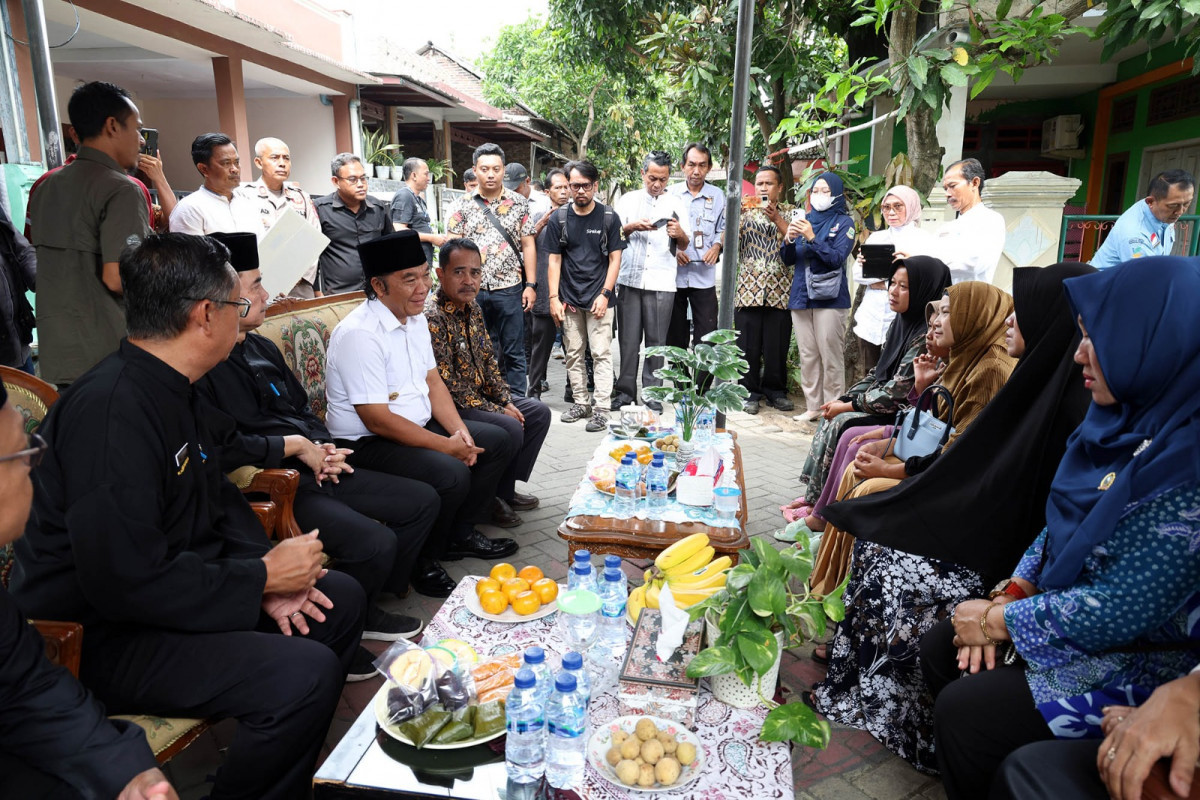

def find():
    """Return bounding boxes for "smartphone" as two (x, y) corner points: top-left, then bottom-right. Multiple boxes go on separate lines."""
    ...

(650, 217), (671, 229)
(791, 207), (806, 222)
(139, 128), (158, 157)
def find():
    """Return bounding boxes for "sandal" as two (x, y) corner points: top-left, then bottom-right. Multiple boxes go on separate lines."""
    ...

(780, 499), (813, 523)
(811, 644), (829, 665)
(774, 520), (812, 542)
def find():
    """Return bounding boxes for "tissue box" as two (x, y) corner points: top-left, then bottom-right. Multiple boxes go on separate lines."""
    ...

(617, 609), (704, 729)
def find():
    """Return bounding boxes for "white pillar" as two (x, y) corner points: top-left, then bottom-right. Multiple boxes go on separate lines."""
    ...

(982, 171), (1083, 292)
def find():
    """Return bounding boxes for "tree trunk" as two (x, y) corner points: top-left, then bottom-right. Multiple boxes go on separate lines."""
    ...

(888, 0), (943, 197)
(577, 85), (600, 157)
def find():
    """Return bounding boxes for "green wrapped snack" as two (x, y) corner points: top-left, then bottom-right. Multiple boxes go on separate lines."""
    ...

(431, 720), (474, 744)
(397, 705), (451, 749)
(451, 705), (476, 728)
(472, 699), (505, 739)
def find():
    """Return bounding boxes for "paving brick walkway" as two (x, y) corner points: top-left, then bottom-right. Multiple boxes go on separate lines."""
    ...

(164, 349), (946, 800)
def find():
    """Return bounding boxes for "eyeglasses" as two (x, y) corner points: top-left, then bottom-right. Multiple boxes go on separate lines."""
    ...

(186, 296), (252, 317)
(0, 432), (47, 468)
(338, 175), (369, 185)
(881, 203), (906, 213)
(568, 182), (594, 192)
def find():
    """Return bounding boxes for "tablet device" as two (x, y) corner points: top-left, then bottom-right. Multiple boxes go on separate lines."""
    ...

(860, 243), (897, 280)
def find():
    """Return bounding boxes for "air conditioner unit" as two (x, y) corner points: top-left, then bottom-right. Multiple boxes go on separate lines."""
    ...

(1042, 114), (1085, 159)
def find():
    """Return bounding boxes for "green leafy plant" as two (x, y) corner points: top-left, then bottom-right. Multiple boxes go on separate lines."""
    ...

(426, 157), (456, 184)
(685, 521), (848, 750)
(361, 126), (401, 168)
(642, 329), (750, 442)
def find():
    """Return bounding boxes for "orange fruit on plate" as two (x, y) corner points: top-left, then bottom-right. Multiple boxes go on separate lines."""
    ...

(518, 565), (544, 583)
(475, 577), (502, 597)
(479, 589), (508, 615)
(489, 562), (517, 582)
(532, 577), (559, 604)
(511, 591), (542, 616)
(502, 577), (531, 601)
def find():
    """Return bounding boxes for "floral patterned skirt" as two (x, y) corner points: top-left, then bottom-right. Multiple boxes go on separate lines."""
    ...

(812, 538), (984, 773)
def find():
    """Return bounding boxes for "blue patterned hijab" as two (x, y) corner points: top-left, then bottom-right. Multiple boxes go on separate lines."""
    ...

(1039, 256), (1200, 589)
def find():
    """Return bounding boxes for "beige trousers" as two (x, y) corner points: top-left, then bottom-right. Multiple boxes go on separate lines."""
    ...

(791, 307), (848, 411)
(562, 305), (615, 410)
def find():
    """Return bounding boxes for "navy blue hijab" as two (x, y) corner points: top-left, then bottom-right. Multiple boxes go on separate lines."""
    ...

(1039, 256), (1200, 589)
(807, 172), (849, 240)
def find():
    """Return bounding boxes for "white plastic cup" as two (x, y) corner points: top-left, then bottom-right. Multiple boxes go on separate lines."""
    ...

(713, 486), (741, 523)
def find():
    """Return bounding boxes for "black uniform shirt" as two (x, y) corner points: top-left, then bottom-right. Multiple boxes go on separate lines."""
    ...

(196, 332), (330, 491)
(10, 340), (269, 635)
(313, 192), (392, 294)
(0, 586), (156, 798)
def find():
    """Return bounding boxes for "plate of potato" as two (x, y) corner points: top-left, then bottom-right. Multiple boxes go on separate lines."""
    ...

(587, 715), (702, 792)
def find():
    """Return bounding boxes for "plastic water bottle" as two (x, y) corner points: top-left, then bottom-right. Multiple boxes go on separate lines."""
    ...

(567, 551), (598, 593)
(560, 650), (592, 707)
(604, 554), (628, 596)
(646, 453), (670, 518)
(522, 646), (553, 707)
(695, 405), (716, 445)
(544, 673), (588, 789)
(596, 567), (628, 661)
(505, 668), (545, 783)
(614, 454), (638, 519)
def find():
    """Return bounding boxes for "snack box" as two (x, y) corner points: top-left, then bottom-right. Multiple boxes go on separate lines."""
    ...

(617, 608), (703, 730)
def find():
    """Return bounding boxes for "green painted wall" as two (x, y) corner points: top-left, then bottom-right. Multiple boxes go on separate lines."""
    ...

(1115, 39), (1191, 83)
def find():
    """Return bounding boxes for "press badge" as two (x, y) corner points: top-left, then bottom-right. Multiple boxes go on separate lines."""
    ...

(695, 232), (705, 249)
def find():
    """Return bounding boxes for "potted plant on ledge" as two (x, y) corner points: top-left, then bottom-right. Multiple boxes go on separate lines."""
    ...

(643, 329), (750, 463)
(684, 521), (848, 750)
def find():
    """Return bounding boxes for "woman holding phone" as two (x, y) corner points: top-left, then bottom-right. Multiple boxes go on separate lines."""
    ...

(735, 166), (795, 414)
(783, 172), (856, 421)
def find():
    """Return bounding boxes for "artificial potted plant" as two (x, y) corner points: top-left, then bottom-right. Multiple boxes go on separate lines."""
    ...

(643, 329), (750, 463)
(684, 521), (847, 750)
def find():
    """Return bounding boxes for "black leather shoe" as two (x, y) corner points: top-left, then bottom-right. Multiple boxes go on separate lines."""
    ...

(444, 529), (519, 561)
(491, 498), (522, 528)
(767, 395), (795, 411)
(510, 492), (539, 511)
(610, 395), (634, 412)
(744, 400), (760, 415)
(409, 559), (456, 598)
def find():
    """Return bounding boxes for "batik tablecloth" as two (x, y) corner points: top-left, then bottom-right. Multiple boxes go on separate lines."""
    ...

(420, 576), (792, 800)
(565, 432), (741, 531)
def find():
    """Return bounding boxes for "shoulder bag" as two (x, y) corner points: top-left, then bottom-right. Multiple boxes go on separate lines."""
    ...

(890, 384), (955, 460)
(472, 194), (522, 256)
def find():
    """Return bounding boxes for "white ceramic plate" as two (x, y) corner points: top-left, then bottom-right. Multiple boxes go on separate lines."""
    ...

(372, 684), (506, 750)
(463, 578), (563, 623)
(587, 714), (703, 793)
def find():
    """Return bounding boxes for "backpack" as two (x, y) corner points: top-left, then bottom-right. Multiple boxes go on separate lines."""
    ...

(557, 202), (615, 258)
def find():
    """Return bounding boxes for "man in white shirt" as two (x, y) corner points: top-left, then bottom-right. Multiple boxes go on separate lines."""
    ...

(169, 132), (253, 235)
(613, 151), (691, 411)
(936, 158), (1007, 284)
(325, 230), (519, 562)
(235, 137), (323, 297)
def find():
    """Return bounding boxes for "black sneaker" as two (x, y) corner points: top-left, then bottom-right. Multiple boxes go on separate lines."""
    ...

(561, 403), (591, 423)
(585, 411), (609, 433)
(347, 645), (380, 682)
(363, 607), (424, 641)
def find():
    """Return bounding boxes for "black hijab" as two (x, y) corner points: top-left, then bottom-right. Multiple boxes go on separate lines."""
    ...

(822, 262), (1096, 583)
(873, 256), (952, 381)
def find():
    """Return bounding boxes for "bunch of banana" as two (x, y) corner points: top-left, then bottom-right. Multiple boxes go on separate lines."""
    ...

(629, 533), (732, 622)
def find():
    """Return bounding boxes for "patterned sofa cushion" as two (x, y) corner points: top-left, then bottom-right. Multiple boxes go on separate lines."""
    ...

(5, 383), (50, 434)
(257, 294), (364, 422)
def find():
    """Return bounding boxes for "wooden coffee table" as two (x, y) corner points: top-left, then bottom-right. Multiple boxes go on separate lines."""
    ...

(556, 430), (750, 564)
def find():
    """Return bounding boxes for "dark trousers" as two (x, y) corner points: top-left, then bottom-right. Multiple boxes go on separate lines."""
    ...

(459, 397), (550, 501)
(667, 285), (719, 348)
(858, 337), (881, 377)
(80, 570), (366, 800)
(341, 419), (515, 555)
(293, 468), (438, 596)
(478, 285), (527, 398)
(526, 313), (557, 398)
(990, 739), (1107, 800)
(921, 619), (1054, 800)
(615, 286), (674, 404)
(736, 306), (791, 402)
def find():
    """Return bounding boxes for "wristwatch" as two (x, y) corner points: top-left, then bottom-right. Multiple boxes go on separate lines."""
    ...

(602, 288), (615, 301)
(524, 281), (537, 289)
(988, 579), (1028, 601)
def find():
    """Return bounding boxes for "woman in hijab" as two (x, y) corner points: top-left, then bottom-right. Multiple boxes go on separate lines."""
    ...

(924, 257), (1200, 799)
(823, 263), (1096, 589)
(851, 185), (940, 373)
(807, 281), (1017, 772)
(783, 256), (952, 525)
(782, 173), (855, 421)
